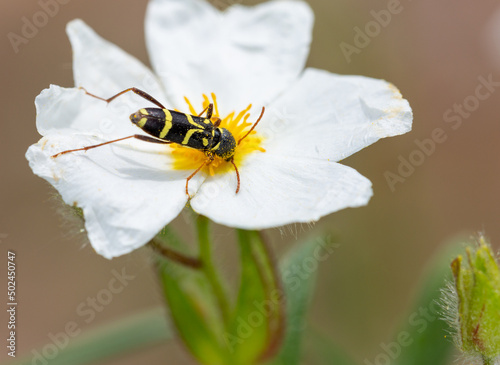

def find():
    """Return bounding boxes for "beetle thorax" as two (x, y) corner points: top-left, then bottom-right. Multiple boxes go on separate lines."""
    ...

(211, 128), (236, 160)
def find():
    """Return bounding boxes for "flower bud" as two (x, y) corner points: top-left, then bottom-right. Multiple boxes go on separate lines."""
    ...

(450, 237), (500, 363)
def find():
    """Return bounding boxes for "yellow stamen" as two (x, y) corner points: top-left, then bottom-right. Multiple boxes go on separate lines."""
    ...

(202, 94), (210, 109)
(211, 92), (220, 117)
(183, 96), (197, 116)
(171, 94), (265, 176)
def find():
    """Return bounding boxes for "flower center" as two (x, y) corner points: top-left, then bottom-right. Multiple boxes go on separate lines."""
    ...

(170, 93), (265, 176)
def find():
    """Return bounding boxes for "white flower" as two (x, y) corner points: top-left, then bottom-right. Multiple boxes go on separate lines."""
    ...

(26, 0), (412, 259)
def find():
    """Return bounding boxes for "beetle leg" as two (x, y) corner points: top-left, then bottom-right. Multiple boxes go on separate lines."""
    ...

(197, 103), (213, 119)
(52, 134), (171, 158)
(230, 158), (241, 194)
(213, 117), (222, 127)
(80, 87), (166, 109)
(185, 159), (210, 197)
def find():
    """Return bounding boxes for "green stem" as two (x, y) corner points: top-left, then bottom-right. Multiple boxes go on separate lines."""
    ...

(254, 231), (286, 361)
(197, 215), (230, 325)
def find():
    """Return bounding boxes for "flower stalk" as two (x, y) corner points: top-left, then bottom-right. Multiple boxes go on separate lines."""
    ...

(197, 215), (231, 325)
(154, 217), (286, 364)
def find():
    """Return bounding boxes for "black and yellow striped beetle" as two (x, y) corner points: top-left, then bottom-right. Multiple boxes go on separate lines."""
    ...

(52, 87), (265, 195)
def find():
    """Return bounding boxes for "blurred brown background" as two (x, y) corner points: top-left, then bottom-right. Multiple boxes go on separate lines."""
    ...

(2, 0), (500, 364)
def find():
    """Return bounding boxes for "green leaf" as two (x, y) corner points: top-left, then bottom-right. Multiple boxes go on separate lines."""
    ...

(8, 307), (171, 365)
(390, 241), (462, 365)
(157, 255), (230, 364)
(271, 235), (339, 365)
(226, 230), (285, 364)
(155, 216), (234, 364)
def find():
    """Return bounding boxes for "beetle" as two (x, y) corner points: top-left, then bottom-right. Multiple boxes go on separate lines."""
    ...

(52, 87), (265, 195)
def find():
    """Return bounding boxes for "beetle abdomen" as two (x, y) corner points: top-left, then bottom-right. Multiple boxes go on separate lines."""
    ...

(130, 108), (214, 149)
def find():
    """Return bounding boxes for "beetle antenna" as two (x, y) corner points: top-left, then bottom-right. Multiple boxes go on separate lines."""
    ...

(237, 106), (265, 145)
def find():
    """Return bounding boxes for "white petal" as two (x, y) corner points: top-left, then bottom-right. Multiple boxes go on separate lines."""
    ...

(67, 19), (168, 106)
(35, 85), (141, 138)
(145, 0), (313, 113)
(26, 133), (204, 259)
(190, 152), (372, 229)
(260, 68), (413, 161)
